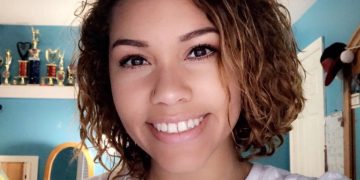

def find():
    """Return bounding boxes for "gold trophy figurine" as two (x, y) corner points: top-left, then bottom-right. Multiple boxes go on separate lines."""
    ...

(2, 50), (12, 85)
(29, 27), (41, 59)
(31, 27), (40, 50)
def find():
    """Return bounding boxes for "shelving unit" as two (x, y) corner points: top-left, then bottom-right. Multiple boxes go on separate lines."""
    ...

(351, 92), (360, 109)
(0, 85), (77, 99)
(343, 26), (359, 179)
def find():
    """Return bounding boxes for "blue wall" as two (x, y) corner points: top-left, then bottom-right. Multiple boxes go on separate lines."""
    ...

(253, 135), (290, 170)
(0, 25), (105, 179)
(292, 0), (360, 178)
(0, 98), (79, 179)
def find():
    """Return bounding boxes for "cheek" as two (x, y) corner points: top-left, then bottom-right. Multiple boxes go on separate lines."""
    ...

(110, 82), (151, 145)
(228, 83), (242, 128)
(109, 71), (150, 128)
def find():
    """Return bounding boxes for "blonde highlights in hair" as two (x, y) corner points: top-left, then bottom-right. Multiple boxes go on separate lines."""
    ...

(194, 0), (304, 158)
(77, 0), (304, 178)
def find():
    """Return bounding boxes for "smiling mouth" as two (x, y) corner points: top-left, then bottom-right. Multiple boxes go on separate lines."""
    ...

(152, 115), (205, 134)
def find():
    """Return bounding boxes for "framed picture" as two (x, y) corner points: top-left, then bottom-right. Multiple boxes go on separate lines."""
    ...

(0, 156), (38, 180)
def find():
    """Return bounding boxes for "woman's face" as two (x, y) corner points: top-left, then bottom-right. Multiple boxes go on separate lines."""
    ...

(109, 0), (241, 174)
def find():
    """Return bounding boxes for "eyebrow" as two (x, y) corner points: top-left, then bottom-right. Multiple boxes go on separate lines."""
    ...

(111, 39), (148, 49)
(111, 27), (218, 49)
(179, 27), (218, 42)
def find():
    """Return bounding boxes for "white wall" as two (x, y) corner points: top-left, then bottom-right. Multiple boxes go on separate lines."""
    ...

(278, 0), (316, 24)
(0, 0), (85, 26)
(0, 0), (315, 26)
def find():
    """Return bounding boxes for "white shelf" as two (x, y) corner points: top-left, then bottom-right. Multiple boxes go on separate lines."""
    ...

(0, 85), (77, 99)
(351, 93), (360, 109)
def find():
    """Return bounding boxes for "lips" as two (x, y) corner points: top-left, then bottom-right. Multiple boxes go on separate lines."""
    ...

(148, 114), (209, 144)
(152, 116), (204, 133)
(148, 114), (208, 144)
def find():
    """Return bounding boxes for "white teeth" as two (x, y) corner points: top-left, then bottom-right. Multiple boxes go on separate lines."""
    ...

(153, 116), (204, 134)
(168, 123), (178, 133)
(155, 124), (161, 130)
(194, 119), (200, 126)
(187, 119), (195, 129)
(177, 121), (187, 132)
(161, 123), (167, 132)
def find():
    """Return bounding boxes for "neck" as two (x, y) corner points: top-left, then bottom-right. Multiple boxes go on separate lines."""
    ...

(147, 137), (252, 180)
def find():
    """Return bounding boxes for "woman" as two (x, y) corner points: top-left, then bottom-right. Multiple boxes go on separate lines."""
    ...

(77, 0), (345, 179)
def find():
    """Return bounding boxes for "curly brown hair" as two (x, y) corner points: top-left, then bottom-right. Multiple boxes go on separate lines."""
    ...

(77, 0), (304, 179)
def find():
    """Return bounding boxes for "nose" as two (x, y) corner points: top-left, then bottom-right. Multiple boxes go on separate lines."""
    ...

(150, 65), (192, 106)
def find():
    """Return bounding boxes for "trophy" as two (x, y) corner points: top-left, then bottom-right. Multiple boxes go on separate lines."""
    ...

(16, 42), (31, 85)
(0, 54), (3, 85)
(28, 27), (41, 84)
(2, 50), (12, 85)
(0, 55), (4, 85)
(56, 51), (65, 86)
(45, 48), (60, 86)
(66, 64), (76, 86)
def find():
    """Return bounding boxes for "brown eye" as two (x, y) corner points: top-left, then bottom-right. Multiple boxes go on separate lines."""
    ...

(187, 44), (217, 60)
(193, 47), (207, 57)
(119, 55), (149, 68)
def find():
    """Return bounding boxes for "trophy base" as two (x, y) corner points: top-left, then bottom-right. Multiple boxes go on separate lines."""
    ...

(2, 70), (10, 85)
(3, 79), (10, 85)
(29, 59), (40, 84)
(47, 77), (56, 86)
(56, 70), (65, 86)
(18, 76), (27, 85)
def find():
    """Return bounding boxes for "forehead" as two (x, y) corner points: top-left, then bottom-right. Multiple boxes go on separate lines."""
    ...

(109, 0), (215, 40)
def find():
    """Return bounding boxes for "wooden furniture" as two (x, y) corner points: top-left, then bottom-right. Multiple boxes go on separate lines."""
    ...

(43, 142), (94, 180)
(343, 25), (360, 179)
(351, 26), (360, 75)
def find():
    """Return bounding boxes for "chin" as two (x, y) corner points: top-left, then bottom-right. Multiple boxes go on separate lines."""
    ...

(156, 154), (208, 174)
(147, 143), (211, 174)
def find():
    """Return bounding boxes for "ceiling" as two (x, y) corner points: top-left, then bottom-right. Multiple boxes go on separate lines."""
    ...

(0, 0), (316, 26)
